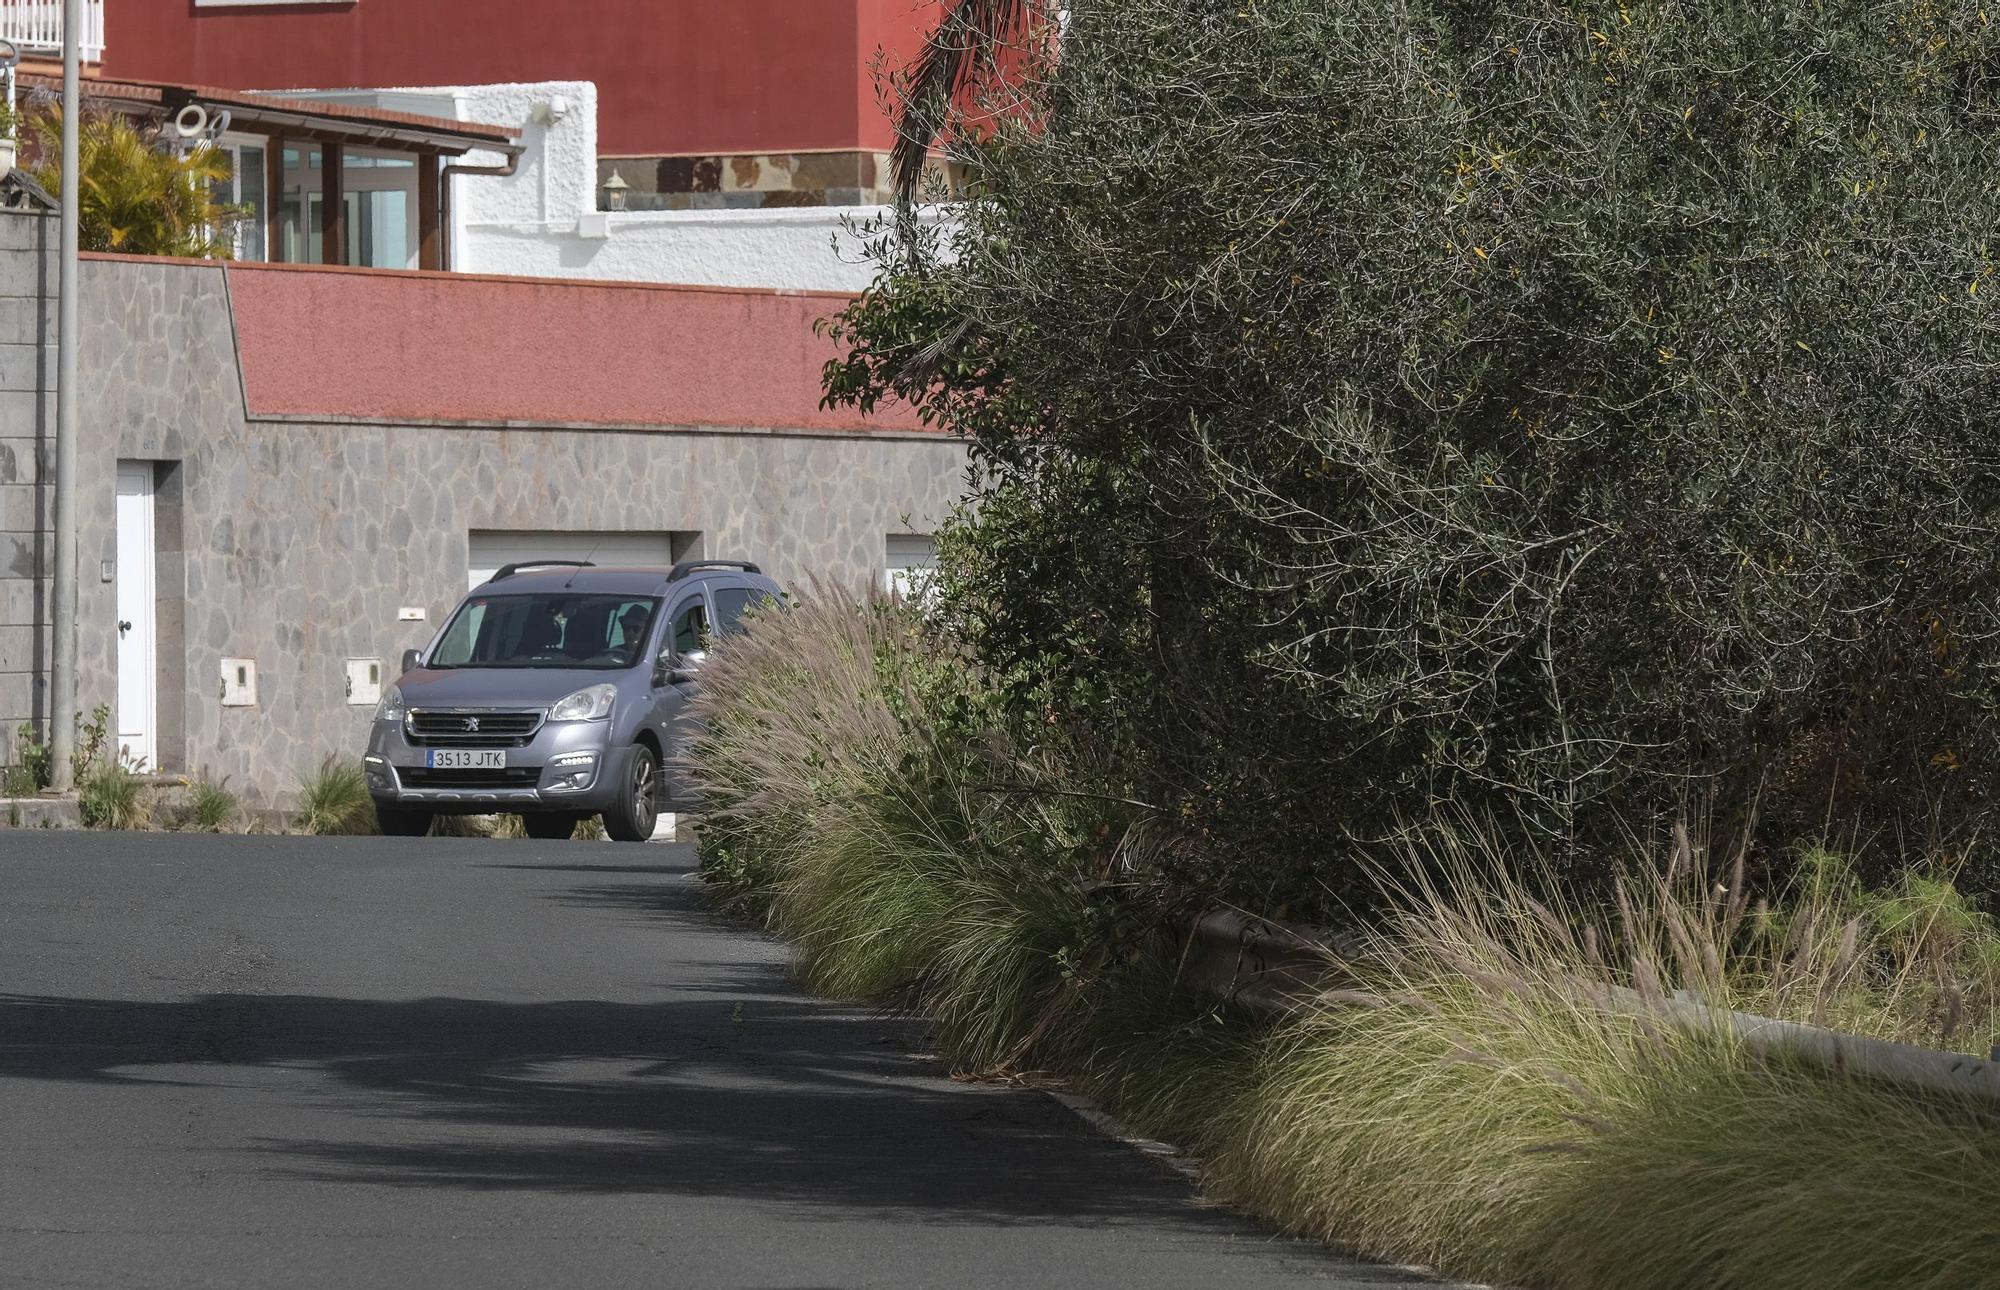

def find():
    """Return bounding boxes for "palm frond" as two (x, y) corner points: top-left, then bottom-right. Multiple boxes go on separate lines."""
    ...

(891, 0), (1034, 199)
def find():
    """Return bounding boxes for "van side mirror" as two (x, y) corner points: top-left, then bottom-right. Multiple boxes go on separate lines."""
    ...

(400, 648), (423, 675)
(660, 648), (706, 685)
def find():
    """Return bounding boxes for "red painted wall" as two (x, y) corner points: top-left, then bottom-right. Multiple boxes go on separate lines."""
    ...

(102, 0), (938, 157)
(202, 260), (923, 432)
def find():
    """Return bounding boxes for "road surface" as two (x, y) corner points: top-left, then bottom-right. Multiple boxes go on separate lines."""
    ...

(0, 831), (1430, 1288)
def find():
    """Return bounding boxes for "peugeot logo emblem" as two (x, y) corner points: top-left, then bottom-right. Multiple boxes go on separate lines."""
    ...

(464, 717), (480, 732)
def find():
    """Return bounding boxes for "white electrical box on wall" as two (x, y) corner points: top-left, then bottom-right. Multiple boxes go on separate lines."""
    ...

(220, 658), (258, 707)
(346, 659), (382, 706)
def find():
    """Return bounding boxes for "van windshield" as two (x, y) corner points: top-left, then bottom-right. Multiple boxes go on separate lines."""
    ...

(427, 594), (660, 670)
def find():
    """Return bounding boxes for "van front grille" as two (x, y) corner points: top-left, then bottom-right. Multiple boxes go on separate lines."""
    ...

(407, 709), (544, 747)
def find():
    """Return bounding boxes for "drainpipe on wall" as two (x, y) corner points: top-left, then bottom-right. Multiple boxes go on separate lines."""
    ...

(441, 143), (524, 273)
(47, 0), (81, 790)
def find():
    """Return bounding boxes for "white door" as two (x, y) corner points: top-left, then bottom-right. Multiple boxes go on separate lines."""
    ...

(114, 463), (157, 771)
(467, 530), (677, 590)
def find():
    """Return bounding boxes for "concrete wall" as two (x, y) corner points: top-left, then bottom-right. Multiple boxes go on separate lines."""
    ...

(103, 0), (940, 158)
(219, 260), (914, 430)
(0, 245), (964, 803)
(0, 213), (53, 755)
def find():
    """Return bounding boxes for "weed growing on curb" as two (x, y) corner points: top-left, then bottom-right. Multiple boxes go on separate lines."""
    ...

(2, 722), (51, 796)
(78, 760), (149, 830)
(294, 758), (375, 836)
(177, 774), (240, 833)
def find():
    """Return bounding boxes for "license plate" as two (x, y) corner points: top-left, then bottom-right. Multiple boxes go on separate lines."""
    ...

(426, 749), (507, 770)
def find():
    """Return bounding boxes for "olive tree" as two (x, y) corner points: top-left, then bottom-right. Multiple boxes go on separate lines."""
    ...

(830, 0), (2000, 909)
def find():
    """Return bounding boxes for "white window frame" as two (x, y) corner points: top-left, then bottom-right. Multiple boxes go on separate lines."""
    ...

(215, 132), (268, 261)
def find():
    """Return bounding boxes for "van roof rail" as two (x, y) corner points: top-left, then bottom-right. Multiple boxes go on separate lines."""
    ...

(666, 559), (762, 582)
(491, 559), (595, 581)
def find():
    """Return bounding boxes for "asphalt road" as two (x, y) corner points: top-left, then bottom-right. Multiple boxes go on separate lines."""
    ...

(0, 831), (1430, 1289)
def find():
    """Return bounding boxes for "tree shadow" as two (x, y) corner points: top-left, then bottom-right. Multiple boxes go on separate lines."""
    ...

(0, 836), (1425, 1275)
(0, 984), (1294, 1236)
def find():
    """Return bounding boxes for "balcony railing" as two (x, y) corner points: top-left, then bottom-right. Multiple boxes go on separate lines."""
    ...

(0, 1), (105, 62)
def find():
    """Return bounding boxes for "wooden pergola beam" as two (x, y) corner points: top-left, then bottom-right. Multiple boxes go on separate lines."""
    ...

(320, 139), (345, 266)
(263, 132), (285, 263)
(417, 151), (442, 272)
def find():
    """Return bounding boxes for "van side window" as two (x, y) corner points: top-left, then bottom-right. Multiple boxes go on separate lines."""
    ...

(671, 598), (710, 656)
(712, 587), (767, 636)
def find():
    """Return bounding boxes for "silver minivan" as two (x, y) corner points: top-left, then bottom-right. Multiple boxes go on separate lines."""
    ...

(364, 559), (780, 841)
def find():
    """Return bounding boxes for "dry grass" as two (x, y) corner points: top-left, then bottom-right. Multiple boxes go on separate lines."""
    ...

(1201, 837), (2000, 1289)
(294, 758), (375, 836)
(77, 760), (151, 831)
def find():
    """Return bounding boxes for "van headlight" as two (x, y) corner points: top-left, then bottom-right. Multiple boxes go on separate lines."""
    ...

(548, 683), (617, 722)
(374, 685), (407, 724)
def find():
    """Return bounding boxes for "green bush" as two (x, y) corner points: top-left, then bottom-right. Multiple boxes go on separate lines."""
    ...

(294, 758), (375, 836)
(828, 0), (2000, 909)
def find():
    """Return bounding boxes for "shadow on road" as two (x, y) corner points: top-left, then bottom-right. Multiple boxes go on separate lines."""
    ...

(0, 986), (1227, 1230)
(0, 847), (1307, 1241)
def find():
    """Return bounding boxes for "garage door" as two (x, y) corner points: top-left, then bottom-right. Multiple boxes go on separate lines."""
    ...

(468, 530), (677, 590)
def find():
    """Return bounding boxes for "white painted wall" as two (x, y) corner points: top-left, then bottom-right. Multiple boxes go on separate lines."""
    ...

(279, 80), (894, 292)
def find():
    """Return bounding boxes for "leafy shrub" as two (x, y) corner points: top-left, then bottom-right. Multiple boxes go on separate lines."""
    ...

(70, 704), (109, 791)
(294, 758), (375, 836)
(829, 0), (2000, 910)
(28, 109), (238, 258)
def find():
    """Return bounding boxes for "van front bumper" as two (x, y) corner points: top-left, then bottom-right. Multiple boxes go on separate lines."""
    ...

(364, 718), (626, 813)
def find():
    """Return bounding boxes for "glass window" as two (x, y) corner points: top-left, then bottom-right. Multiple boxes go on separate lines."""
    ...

(275, 145), (417, 268)
(670, 598), (711, 656)
(428, 594), (660, 670)
(355, 189), (409, 269)
(712, 587), (773, 636)
(278, 147), (317, 262)
(210, 140), (267, 261)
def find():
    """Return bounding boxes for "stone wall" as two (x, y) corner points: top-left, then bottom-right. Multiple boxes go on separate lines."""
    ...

(0, 211), (54, 758)
(11, 250), (967, 803)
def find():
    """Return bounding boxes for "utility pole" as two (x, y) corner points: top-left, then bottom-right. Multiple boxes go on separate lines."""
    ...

(47, 0), (80, 789)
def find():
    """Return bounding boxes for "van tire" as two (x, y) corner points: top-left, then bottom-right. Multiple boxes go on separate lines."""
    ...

(602, 745), (659, 843)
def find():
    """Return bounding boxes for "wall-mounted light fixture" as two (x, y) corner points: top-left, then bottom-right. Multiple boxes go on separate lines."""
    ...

(601, 169), (629, 212)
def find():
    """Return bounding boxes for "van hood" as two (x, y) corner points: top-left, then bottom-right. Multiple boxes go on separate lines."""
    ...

(392, 666), (634, 710)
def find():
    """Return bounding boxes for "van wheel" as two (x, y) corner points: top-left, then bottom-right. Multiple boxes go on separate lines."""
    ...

(523, 813), (582, 840)
(603, 745), (659, 842)
(375, 804), (434, 837)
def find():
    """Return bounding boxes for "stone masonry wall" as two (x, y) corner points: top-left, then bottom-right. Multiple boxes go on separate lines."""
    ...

(0, 212), (54, 763)
(74, 256), (965, 806)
